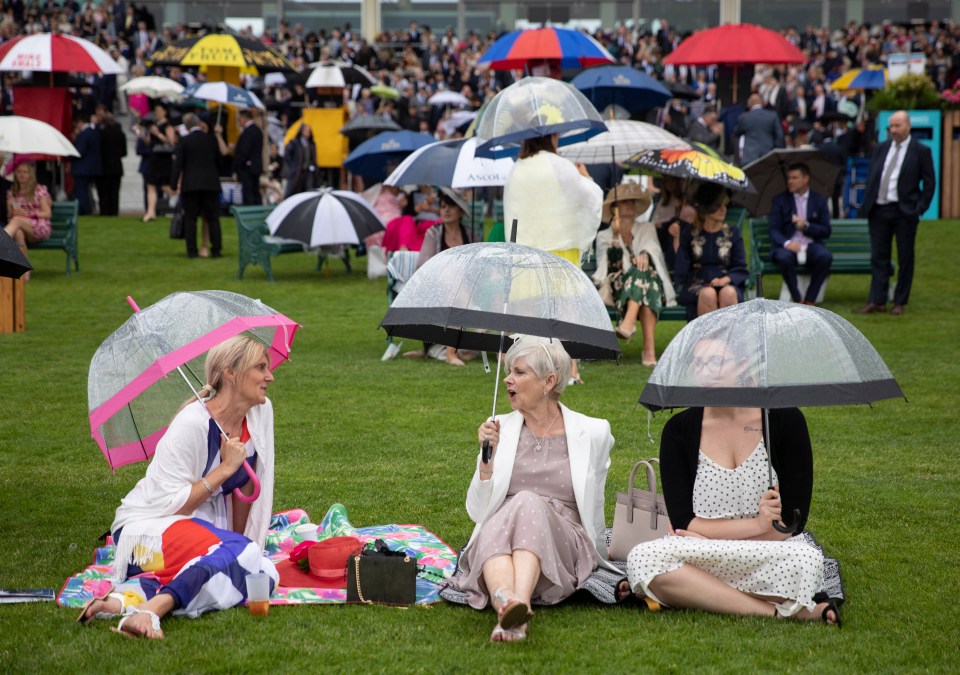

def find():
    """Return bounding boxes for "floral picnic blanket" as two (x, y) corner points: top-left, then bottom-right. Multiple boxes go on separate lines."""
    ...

(58, 504), (457, 608)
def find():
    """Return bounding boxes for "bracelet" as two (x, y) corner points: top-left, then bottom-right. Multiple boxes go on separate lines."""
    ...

(200, 477), (215, 494)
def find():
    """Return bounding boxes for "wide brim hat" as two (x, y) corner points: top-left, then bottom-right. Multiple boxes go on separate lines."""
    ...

(275, 535), (363, 589)
(438, 186), (470, 215)
(602, 182), (653, 222)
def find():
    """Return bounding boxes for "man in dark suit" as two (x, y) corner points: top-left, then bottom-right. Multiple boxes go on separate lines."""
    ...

(282, 123), (317, 198)
(767, 162), (833, 305)
(233, 109), (263, 205)
(686, 105), (722, 152)
(171, 113), (223, 258)
(95, 107), (127, 216)
(855, 110), (936, 315)
(764, 70), (790, 121)
(71, 113), (102, 215)
(734, 93), (784, 165)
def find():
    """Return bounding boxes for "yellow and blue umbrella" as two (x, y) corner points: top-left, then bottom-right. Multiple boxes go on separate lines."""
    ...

(830, 67), (888, 91)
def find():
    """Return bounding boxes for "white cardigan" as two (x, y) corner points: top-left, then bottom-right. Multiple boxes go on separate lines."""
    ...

(463, 404), (619, 574)
(110, 399), (276, 581)
(503, 152), (603, 256)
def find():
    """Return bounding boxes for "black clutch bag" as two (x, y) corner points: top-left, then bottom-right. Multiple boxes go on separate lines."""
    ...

(346, 539), (417, 606)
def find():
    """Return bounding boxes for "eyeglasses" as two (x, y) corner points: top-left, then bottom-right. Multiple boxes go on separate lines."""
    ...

(692, 355), (727, 373)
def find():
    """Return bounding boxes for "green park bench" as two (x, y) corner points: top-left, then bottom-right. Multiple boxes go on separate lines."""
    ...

(232, 204), (351, 282)
(748, 217), (880, 298)
(27, 200), (79, 276)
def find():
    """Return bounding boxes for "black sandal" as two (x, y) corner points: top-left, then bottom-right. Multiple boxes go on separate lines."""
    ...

(821, 600), (842, 628)
(616, 579), (632, 604)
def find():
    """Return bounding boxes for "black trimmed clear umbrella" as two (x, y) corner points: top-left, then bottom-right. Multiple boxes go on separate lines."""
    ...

(639, 297), (904, 532)
(0, 228), (31, 279)
(381, 234), (620, 462)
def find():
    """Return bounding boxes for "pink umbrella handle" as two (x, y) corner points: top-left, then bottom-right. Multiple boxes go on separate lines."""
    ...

(232, 460), (261, 503)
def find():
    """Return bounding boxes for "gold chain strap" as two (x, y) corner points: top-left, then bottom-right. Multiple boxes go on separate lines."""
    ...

(353, 554), (412, 605)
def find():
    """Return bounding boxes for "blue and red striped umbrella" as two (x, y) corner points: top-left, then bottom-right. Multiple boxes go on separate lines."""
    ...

(478, 27), (615, 71)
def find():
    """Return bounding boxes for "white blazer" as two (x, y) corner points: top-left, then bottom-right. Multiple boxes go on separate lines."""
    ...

(464, 403), (619, 573)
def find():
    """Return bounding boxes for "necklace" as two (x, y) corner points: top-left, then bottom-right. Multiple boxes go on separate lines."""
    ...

(529, 408), (561, 453)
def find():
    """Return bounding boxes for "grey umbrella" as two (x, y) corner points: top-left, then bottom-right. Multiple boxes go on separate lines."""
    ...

(639, 297), (903, 532)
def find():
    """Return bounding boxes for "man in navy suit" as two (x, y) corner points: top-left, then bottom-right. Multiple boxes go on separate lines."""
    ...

(768, 162), (833, 305)
(171, 113), (223, 258)
(233, 109), (263, 205)
(855, 110), (936, 315)
(71, 113), (102, 216)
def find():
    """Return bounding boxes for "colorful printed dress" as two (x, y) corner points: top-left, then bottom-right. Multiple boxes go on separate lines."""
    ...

(109, 400), (278, 618)
(594, 217), (677, 318)
(10, 184), (52, 241)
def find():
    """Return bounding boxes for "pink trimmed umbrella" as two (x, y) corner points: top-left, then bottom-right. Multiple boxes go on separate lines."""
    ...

(88, 290), (300, 503)
(0, 33), (122, 74)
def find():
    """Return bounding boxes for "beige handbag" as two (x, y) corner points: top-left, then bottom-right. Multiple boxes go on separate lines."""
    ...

(609, 459), (670, 561)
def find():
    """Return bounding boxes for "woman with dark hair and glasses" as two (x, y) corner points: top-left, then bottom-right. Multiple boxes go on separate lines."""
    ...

(623, 336), (840, 627)
(673, 183), (748, 320)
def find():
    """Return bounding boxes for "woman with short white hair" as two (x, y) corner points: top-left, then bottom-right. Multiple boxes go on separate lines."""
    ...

(449, 335), (621, 642)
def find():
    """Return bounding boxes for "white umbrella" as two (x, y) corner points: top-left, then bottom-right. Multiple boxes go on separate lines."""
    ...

(182, 81), (265, 110)
(119, 76), (185, 99)
(559, 119), (690, 165)
(428, 91), (470, 107)
(0, 116), (78, 157)
(439, 110), (477, 137)
(305, 61), (377, 88)
(266, 189), (384, 248)
(385, 137), (514, 189)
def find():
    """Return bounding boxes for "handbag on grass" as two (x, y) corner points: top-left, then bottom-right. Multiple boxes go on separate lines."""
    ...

(169, 206), (184, 239)
(609, 459), (670, 560)
(346, 539), (418, 606)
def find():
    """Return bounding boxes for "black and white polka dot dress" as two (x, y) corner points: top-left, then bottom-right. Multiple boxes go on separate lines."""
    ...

(626, 441), (825, 616)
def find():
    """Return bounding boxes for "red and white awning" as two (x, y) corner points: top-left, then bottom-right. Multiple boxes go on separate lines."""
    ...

(0, 33), (122, 74)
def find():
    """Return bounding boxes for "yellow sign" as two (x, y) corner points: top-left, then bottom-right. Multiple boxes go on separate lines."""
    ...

(285, 109), (349, 168)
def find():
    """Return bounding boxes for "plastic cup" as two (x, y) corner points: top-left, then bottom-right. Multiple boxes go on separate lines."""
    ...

(245, 572), (271, 618)
(797, 246), (808, 266)
(295, 523), (319, 542)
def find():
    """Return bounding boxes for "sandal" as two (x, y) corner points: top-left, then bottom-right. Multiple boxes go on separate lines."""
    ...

(493, 588), (533, 631)
(820, 600), (842, 628)
(111, 608), (164, 639)
(76, 587), (119, 625)
(490, 622), (528, 642)
(615, 579), (633, 604)
(615, 326), (636, 342)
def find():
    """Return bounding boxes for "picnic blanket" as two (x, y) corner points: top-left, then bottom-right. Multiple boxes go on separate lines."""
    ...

(58, 504), (458, 608)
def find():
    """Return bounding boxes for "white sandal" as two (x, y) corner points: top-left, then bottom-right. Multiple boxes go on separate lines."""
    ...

(112, 608), (163, 639)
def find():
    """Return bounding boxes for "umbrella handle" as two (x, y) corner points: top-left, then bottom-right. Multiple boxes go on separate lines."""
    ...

(231, 460), (261, 504)
(773, 508), (802, 535)
(482, 440), (491, 464)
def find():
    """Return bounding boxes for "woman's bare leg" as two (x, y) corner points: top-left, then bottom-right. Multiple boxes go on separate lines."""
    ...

(144, 184), (158, 221)
(639, 305), (657, 365)
(617, 299), (640, 335)
(697, 288), (719, 316)
(718, 285), (739, 308)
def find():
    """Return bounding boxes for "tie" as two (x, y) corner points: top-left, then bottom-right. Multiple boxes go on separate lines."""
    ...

(879, 142), (902, 202)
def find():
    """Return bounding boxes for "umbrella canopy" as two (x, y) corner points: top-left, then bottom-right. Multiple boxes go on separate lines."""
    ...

(381, 242), (620, 360)
(830, 67), (888, 91)
(265, 189), (384, 248)
(0, 116), (79, 156)
(736, 148), (842, 216)
(148, 33), (296, 73)
(664, 81), (701, 101)
(119, 75), (185, 99)
(428, 90), (471, 107)
(559, 119), (690, 165)
(343, 130), (435, 181)
(571, 65), (672, 113)
(474, 76), (607, 158)
(0, 33), (122, 74)
(88, 290), (300, 470)
(338, 114), (402, 140)
(305, 60), (376, 88)
(370, 84), (400, 100)
(478, 26), (615, 71)
(639, 299), (903, 410)
(439, 110), (478, 137)
(182, 81), (265, 109)
(385, 137), (515, 189)
(663, 24), (807, 66)
(0, 228), (32, 279)
(624, 147), (753, 192)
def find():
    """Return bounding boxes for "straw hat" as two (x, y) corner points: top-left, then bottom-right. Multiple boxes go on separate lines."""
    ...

(602, 182), (653, 223)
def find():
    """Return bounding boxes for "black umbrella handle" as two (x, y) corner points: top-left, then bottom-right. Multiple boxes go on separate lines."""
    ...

(773, 508), (802, 535)
(482, 440), (492, 464)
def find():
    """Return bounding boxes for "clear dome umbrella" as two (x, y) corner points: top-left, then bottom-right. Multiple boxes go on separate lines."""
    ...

(638, 297), (904, 532)
(380, 237), (619, 462)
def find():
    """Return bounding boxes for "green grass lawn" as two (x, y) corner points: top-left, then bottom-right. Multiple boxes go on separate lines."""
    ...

(1, 216), (958, 673)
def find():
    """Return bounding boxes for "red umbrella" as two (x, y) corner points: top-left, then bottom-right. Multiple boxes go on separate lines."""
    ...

(0, 33), (122, 74)
(664, 24), (806, 66)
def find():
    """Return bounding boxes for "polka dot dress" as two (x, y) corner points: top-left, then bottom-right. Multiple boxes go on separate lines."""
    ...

(450, 426), (597, 610)
(626, 441), (825, 617)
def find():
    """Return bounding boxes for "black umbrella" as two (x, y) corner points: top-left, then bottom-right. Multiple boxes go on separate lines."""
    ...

(339, 114), (402, 140)
(664, 81), (701, 101)
(265, 189), (384, 248)
(735, 148), (842, 216)
(0, 229), (32, 279)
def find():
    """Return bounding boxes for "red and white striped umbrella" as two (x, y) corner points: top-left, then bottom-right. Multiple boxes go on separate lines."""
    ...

(0, 33), (122, 74)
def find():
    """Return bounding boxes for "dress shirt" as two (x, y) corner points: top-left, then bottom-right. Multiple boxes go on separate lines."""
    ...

(877, 135), (910, 205)
(788, 190), (813, 248)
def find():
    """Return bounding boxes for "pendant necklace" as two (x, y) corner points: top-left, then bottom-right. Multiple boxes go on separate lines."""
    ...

(531, 408), (561, 453)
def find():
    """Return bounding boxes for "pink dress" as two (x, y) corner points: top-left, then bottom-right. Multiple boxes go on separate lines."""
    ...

(11, 184), (52, 241)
